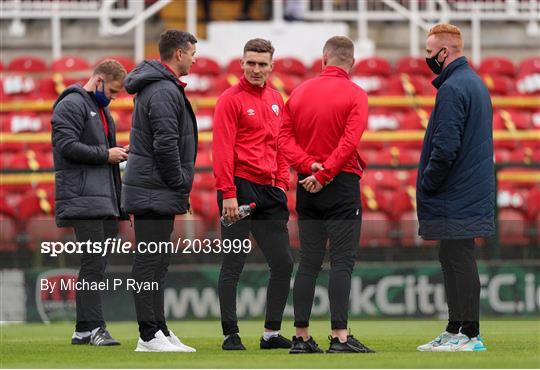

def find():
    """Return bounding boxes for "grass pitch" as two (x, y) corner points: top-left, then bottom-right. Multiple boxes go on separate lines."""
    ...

(1, 319), (539, 368)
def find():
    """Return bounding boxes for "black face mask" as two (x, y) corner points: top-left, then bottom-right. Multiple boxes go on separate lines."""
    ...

(426, 48), (447, 75)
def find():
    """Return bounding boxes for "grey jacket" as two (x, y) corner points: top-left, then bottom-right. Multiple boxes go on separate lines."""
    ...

(121, 60), (198, 215)
(51, 84), (126, 226)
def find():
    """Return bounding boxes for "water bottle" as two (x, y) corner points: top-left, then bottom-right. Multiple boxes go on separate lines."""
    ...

(220, 202), (256, 227)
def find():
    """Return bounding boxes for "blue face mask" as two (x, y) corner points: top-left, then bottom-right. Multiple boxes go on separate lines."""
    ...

(95, 80), (111, 107)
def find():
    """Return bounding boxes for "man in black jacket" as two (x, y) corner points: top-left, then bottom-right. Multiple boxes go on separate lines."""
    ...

(416, 24), (494, 352)
(52, 59), (128, 346)
(122, 30), (198, 352)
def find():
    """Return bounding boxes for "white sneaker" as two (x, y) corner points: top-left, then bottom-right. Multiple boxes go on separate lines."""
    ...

(167, 329), (196, 352)
(134, 330), (184, 352)
(432, 333), (487, 352)
(417, 331), (456, 352)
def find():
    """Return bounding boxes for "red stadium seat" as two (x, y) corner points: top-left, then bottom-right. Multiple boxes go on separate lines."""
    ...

(395, 56), (433, 78)
(493, 109), (531, 150)
(509, 147), (540, 164)
(225, 58), (243, 76)
(212, 74), (240, 95)
(384, 75), (435, 96)
(494, 148), (512, 164)
(309, 58), (323, 76)
(1, 75), (39, 100)
(401, 108), (430, 130)
(367, 109), (401, 131)
(351, 75), (387, 95)
(478, 57), (515, 78)
(374, 147), (418, 166)
(95, 56), (136, 72)
(8, 56), (48, 73)
(6, 112), (43, 133)
(51, 56), (90, 72)
(360, 210), (392, 247)
(273, 57), (306, 78)
(269, 73), (301, 95)
(518, 57), (540, 75)
(353, 57), (392, 77)
(0, 60), (3, 72)
(5, 150), (53, 171)
(195, 108), (214, 131)
(515, 71), (540, 95)
(190, 56), (222, 76)
(498, 209), (528, 246)
(481, 74), (514, 95)
(184, 74), (215, 96)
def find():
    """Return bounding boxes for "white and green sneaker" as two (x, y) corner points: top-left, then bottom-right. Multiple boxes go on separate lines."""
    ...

(432, 333), (487, 352)
(417, 331), (456, 352)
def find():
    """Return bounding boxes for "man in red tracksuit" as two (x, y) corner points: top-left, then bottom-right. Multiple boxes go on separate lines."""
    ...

(278, 36), (375, 354)
(212, 38), (293, 351)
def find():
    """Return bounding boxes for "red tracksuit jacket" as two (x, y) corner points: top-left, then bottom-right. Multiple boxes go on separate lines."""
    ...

(278, 66), (368, 185)
(213, 76), (289, 199)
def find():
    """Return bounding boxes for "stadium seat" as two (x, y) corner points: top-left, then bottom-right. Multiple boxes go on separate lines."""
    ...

(95, 56), (136, 72)
(509, 147), (540, 164)
(351, 75), (387, 95)
(400, 108), (430, 130)
(518, 56), (540, 75)
(7, 56), (48, 73)
(269, 73), (302, 95)
(352, 57), (392, 77)
(212, 74), (240, 95)
(481, 74), (514, 95)
(493, 109), (531, 150)
(6, 150), (53, 171)
(359, 210), (392, 247)
(1, 75), (38, 100)
(498, 208), (529, 246)
(51, 56), (90, 72)
(516, 70), (540, 95)
(374, 147), (418, 166)
(195, 108), (214, 131)
(189, 56), (222, 76)
(384, 75), (435, 96)
(6, 112), (43, 133)
(309, 58), (323, 76)
(395, 56), (433, 78)
(183, 74), (215, 96)
(225, 58), (243, 76)
(478, 57), (515, 78)
(273, 57), (306, 78)
(0, 60), (3, 72)
(494, 148), (512, 163)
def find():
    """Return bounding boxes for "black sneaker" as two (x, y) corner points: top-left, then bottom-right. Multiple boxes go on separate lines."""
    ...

(71, 333), (91, 345)
(289, 336), (323, 354)
(90, 327), (120, 346)
(222, 333), (246, 350)
(260, 334), (292, 349)
(327, 335), (375, 353)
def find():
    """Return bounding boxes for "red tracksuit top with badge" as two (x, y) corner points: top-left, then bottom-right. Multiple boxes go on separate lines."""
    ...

(213, 76), (289, 199)
(278, 66), (368, 185)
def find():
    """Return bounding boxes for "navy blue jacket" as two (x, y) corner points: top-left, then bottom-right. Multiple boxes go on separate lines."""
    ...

(416, 57), (495, 240)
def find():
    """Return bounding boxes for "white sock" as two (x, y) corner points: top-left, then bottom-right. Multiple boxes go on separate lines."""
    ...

(74, 331), (91, 338)
(263, 331), (279, 341)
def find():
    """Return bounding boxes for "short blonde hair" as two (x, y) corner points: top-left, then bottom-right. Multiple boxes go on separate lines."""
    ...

(93, 59), (127, 82)
(428, 23), (464, 50)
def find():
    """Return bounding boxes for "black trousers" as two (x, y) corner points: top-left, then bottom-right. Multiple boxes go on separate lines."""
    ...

(293, 172), (361, 330)
(74, 219), (118, 332)
(132, 213), (175, 341)
(439, 238), (480, 338)
(218, 177), (293, 336)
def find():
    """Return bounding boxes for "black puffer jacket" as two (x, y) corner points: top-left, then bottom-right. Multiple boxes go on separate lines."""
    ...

(51, 84), (126, 226)
(122, 60), (198, 215)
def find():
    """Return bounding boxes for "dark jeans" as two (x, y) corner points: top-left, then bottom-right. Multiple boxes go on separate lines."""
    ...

(439, 238), (480, 338)
(218, 177), (293, 336)
(293, 172), (361, 330)
(132, 213), (175, 341)
(74, 219), (118, 332)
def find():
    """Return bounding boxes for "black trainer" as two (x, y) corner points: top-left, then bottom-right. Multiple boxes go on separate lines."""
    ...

(289, 336), (323, 354)
(89, 327), (120, 346)
(260, 334), (292, 349)
(71, 333), (91, 345)
(222, 333), (246, 350)
(327, 335), (375, 353)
